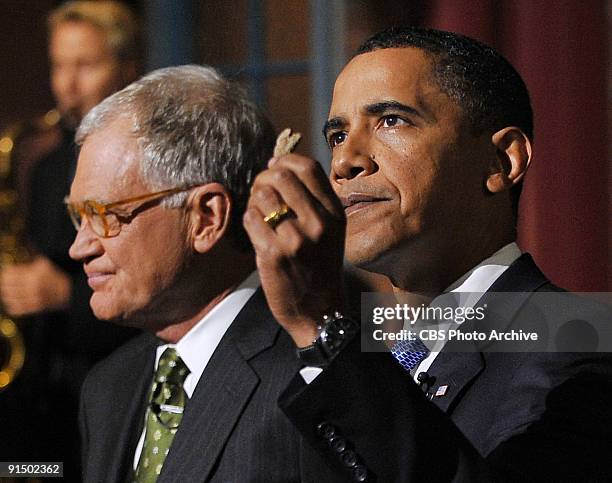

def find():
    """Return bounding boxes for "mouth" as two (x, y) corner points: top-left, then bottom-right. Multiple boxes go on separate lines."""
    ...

(84, 270), (114, 290)
(339, 193), (391, 216)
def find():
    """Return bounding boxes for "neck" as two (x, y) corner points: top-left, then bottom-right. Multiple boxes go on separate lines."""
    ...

(387, 230), (515, 295)
(154, 286), (237, 343)
(151, 249), (256, 343)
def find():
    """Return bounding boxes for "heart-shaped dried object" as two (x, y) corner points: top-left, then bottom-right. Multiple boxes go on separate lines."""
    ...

(273, 128), (302, 157)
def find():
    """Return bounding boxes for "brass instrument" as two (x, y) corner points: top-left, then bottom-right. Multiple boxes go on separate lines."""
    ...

(0, 109), (60, 391)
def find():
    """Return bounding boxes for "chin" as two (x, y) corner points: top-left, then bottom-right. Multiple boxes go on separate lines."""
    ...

(90, 301), (121, 323)
(346, 232), (411, 281)
(90, 293), (131, 324)
(346, 246), (387, 275)
(347, 229), (386, 260)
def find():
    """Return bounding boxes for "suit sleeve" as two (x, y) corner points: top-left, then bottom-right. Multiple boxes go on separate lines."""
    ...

(279, 337), (612, 482)
(279, 338), (490, 482)
(484, 354), (612, 481)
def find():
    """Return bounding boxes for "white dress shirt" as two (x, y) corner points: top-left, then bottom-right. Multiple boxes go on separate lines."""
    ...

(413, 242), (522, 380)
(300, 242), (522, 385)
(132, 271), (260, 469)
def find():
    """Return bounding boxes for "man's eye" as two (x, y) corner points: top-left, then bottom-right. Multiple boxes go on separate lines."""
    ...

(381, 115), (406, 128)
(328, 131), (347, 148)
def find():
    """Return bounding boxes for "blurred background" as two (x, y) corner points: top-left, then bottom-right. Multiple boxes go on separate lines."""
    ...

(1, 0), (610, 292)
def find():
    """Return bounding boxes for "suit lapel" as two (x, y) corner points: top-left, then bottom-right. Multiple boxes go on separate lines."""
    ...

(426, 254), (549, 413)
(424, 351), (485, 412)
(159, 289), (281, 482)
(486, 253), (548, 293)
(105, 334), (157, 482)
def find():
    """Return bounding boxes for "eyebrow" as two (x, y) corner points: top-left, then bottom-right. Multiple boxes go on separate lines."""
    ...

(322, 117), (345, 139)
(322, 100), (425, 139)
(365, 100), (423, 119)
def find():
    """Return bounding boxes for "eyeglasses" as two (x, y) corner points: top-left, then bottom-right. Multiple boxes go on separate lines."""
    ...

(64, 186), (194, 238)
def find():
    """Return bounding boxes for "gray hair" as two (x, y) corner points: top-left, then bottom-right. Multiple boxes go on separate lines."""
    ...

(76, 64), (276, 251)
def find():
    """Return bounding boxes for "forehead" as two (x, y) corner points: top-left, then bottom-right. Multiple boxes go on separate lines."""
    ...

(330, 47), (453, 119)
(71, 117), (142, 201)
(49, 20), (111, 59)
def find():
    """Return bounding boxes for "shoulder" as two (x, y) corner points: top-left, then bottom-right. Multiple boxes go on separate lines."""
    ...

(81, 332), (157, 398)
(29, 129), (75, 177)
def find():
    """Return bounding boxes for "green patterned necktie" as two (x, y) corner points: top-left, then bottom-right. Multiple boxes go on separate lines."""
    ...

(134, 347), (190, 482)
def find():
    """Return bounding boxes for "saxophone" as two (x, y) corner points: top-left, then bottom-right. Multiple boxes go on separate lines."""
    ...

(0, 109), (60, 391)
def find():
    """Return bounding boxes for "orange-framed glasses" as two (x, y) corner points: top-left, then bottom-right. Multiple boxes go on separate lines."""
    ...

(64, 186), (195, 238)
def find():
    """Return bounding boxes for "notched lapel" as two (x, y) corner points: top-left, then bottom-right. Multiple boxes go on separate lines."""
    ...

(425, 350), (485, 412)
(425, 254), (549, 414)
(159, 342), (259, 483)
(158, 289), (281, 483)
(98, 334), (157, 483)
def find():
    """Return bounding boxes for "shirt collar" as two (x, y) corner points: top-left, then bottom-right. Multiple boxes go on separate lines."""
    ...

(154, 271), (260, 397)
(445, 242), (522, 307)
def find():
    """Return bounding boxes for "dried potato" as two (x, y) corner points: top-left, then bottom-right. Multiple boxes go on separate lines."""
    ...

(273, 128), (302, 157)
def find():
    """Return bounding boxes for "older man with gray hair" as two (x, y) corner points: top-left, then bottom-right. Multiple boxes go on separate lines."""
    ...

(66, 65), (306, 482)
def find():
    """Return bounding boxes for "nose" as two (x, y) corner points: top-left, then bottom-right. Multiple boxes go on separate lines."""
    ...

(331, 134), (378, 182)
(69, 218), (104, 262)
(53, 65), (80, 102)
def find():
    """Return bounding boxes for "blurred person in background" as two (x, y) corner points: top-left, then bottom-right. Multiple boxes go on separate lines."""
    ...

(0, 1), (140, 479)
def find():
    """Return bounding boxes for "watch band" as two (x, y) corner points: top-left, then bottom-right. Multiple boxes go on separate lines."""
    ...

(296, 311), (358, 368)
(296, 343), (327, 367)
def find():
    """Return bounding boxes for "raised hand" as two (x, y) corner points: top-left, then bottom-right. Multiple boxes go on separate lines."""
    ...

(0, 256), (71, 316)
(244, 154), (346, 347)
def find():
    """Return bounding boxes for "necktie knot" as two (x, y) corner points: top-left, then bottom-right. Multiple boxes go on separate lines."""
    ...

(391, 336), (430, 373)
(154, 347), (190, 385)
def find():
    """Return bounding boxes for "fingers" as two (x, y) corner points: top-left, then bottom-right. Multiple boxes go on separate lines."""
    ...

(1, 266), (37, 315)
(249, 171), (318, 240)
(246, 154), (345, 241)
(269, 154), (343, 217)
(0, 259), (71, 316)
(243, 153), (347, 344)
(1, 284), (37, 317)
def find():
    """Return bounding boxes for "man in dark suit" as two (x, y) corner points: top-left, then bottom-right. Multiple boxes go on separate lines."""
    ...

(244, 27), (612, 481)
(67, 65), (318, 482)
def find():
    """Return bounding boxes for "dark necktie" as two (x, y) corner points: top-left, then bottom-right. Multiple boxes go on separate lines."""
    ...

(134, 347), (190, 482)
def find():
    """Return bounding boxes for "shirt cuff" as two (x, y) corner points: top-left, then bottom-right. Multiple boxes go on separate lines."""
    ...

(299, 366), (323, 384)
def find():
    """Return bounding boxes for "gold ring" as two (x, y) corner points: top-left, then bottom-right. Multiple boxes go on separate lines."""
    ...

(263, 203), (291, 229)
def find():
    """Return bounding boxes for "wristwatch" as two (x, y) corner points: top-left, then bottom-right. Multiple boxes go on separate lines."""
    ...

(296, 311), (359, 367)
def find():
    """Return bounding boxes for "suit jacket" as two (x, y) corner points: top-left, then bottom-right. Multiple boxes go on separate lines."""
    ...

(279, 254), (612, 482)
(80, 289), (345, 483)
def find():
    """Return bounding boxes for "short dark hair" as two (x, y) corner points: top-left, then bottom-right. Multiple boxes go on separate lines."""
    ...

(356, 27), (533, 216)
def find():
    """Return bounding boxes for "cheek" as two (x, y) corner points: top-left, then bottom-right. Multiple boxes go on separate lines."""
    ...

(81, 65), (122, 101)
(119, 218), (189, 289)
(51, 70), (70, 96)
(114, 237), (181, 292)
(93, 244), (185, 321)
(91, 212), (190, 320)
(387, 150), (440, 224)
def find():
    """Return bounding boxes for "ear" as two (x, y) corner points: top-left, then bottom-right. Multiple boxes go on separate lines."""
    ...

(486, 127), (533, 194)
(187, 183), (232, 254)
